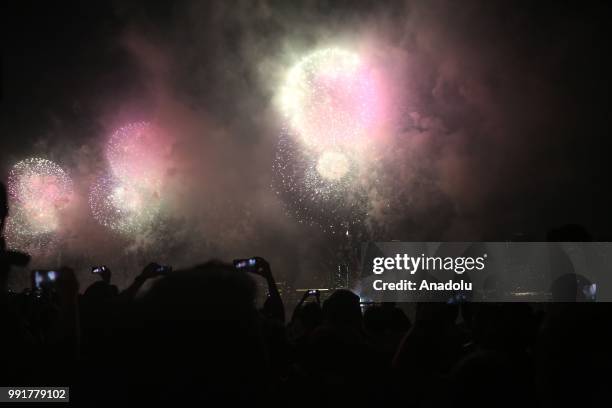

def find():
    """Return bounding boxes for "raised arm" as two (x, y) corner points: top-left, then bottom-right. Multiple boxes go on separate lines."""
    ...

(253, 257), (285, 324)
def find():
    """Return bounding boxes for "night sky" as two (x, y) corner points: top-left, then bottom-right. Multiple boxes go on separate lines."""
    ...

(2, 1), (612, 286)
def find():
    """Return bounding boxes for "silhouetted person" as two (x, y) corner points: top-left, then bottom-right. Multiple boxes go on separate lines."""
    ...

(0, 182), (30, 292)
(393, 302), (463, 406)
(117, 261), (271, 405)
(364, 303), (411, 366)
(0, 182), (7, 234)
(546, 224), (592, 242)
(448, 351), (536, 408)
(82, 266), (119, 302)
(80, 266), (119, 361)
(295, 289), (381, 403)
(534, 224), (605, 407)
(289, 291), (323, 343)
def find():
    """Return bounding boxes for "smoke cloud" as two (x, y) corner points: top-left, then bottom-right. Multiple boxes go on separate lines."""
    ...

(2, 0), (609, 288)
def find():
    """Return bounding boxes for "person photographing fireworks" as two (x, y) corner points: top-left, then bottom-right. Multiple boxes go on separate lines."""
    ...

(234, 256), (285, 323)
(0, 182), (30, 293)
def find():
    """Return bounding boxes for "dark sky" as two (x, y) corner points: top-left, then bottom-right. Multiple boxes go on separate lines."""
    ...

(2, 1), (612, 285)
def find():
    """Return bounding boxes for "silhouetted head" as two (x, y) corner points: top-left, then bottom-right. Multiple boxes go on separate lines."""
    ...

(550, 273), (594, 302)
(547, 224), (592, 242)
(1, 183), (31, 290)
(82, 281), (118, 305)
(0, 182), (7, 233)
(129, 261), (269, 403)
(322, 289), (362, 329)
(472, 303), (536, 352)
(297, 301), (323, 331)
(364, 303), (411, 335)
(450, 351), (534, 408)
(415, 302), (458, 326)
(364, 305), (386, 335)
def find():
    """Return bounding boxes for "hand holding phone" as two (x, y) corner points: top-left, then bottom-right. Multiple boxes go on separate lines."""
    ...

(92, 265), (107, 274)
(92, 265), (112, 284)
(234, 258), (258, 271)
(156, 265), (172, 274)
(140, 262), (171, 280)
(233, 257), (271, 278)
(32, 270), (58, 290)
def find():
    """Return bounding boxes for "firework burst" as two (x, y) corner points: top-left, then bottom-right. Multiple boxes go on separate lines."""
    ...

(106, 122), (170, 189)
(273, 47), (388, 232)
(279, 47), (382, 151)
(273, 131), (368, 233)
(7, 158), (73, 235)
(91, 122), (171, 234)
(89, 175), (161, 234)
(316, 150), (351, 181)
(3, 206), (59, 252)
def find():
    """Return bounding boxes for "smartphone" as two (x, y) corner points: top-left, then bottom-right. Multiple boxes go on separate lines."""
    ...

(92, 265), (107, 274)
(33, 270), (58, 290)
(447, 293), (468, 305)
(156, 265), (172, 274)
(233, 258), (257, 270)
(582, 283), (597, 300)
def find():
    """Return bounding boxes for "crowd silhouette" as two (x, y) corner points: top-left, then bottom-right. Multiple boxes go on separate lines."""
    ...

(0, 181), (607, 407)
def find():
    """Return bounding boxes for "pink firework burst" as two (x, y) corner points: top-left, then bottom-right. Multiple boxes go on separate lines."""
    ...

(280, 48), (384, 151)
(106, 122), (172, 189)
(7, 157), (73, 234)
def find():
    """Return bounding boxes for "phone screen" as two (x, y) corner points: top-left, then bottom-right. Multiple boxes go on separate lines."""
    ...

(34, 271), (44, 289)
(156, 265), (172, 274)
(34, 270), (57, 289)
(234, 258), (257, 269)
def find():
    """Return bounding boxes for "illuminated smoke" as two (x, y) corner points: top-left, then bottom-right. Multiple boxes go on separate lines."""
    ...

(316, 150), (350, 181)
